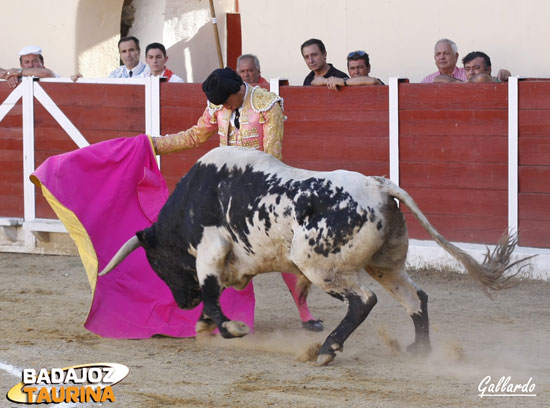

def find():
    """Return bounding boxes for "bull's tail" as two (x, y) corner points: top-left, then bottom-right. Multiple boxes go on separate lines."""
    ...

(379, 177), (533, 294)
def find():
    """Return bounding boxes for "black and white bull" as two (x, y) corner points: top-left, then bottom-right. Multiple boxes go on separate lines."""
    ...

(100, 146), (525, 365)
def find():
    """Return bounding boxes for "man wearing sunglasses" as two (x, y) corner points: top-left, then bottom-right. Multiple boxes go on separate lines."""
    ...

(301, 38), (348, 86)
(311, 50), (383, 89)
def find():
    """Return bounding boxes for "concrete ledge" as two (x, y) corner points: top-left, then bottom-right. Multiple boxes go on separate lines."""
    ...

(0, 217), (23, 226)
(0, 218), (24, 242)
(22, 219), (67, 233)
(407, 239), (550, 281)
(22, 219), (68, 243)
(0, 226), (77, 255)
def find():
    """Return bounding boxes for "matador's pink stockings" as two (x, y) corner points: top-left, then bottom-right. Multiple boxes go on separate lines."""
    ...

(280, 272), (315, 322)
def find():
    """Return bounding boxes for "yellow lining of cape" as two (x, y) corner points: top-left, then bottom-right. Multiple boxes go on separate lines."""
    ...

(30, 175), (98, 292)
(147, 134), (156, 156)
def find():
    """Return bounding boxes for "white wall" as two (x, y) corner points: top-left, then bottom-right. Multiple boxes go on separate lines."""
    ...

(239, 0), (550, 85)
(0, 1), (548, 83)
(0, 0), (122, 78)
(0, 0), (232, 81)
(75, 0), (124, 78)
(129, 0), (234, 83)
(0, 1), (79, 76)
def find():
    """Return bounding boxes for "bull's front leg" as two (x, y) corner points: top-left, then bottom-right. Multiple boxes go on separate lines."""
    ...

(200, 275), (249, 338)
(195, 310), (217, 334)
(195, 227), (249, 339)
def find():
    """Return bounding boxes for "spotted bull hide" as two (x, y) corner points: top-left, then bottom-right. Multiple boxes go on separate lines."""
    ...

(101, 146), (526, 365)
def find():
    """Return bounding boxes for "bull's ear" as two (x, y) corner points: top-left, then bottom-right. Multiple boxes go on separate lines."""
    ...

(136, 227), (157, 249)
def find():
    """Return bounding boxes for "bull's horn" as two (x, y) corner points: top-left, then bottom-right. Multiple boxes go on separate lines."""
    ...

(98, 235), (141, 276)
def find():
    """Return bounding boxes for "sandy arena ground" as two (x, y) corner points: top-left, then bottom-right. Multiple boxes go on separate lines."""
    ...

(1, 252), (549, 407)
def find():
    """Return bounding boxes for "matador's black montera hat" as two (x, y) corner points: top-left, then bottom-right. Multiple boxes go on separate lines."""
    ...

(202, 67), (243, 105)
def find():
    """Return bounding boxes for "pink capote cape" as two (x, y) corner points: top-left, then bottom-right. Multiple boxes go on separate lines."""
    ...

(30, 134), (255, 338)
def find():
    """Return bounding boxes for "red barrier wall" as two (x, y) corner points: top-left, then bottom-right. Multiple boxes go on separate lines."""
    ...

(157, 84), (389, 189)
(226, 13), (242, 70)
(518, 81), (550, 248)
(35, 83), (146, 219)
(398, 82), (508, 244)
(0, 83), (23, 218)
(1, 81), (549, 249)
(280, 86), (389, 176)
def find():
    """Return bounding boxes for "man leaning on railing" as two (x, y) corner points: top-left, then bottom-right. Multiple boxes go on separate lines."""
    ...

(0, 45), (57, 89)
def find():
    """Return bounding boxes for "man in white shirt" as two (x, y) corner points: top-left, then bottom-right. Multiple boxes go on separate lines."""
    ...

(109, 36), (150, 78)
(145, 43), (184, 82)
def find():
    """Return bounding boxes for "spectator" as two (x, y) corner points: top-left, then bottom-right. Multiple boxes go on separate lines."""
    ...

(1, 46), (57, 89)
(421, 39), (467, 83)
(463, 51), (511, 83)
(109, 36), (149, 78)
(145, 42), (184, 82)
(301, 38), (348, 86)
(236, 54), (267, 84)
(153, 67), (324, 332)
(312, 50), (383, 89)
(433, 51), (512, 84)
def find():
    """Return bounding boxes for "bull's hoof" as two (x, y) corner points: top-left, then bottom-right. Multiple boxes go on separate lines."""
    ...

(195, 319), (217, 334)
(315, 352), (335, 366)
(406, 341), (432, 356)
(315, 340), (342, 365)
(221, 321), (250, 338)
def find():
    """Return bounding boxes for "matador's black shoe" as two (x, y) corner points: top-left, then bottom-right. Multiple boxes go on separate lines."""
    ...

(301, 319), (324, 332)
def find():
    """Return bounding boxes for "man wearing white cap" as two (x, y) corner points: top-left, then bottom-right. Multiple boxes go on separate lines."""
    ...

(1, 45), (57, 89)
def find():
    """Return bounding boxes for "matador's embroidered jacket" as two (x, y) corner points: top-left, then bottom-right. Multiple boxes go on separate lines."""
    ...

(154, 84), (284, 160)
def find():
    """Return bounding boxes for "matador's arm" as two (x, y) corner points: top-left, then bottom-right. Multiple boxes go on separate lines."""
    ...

(262, 101), (284, 160)
(152, 106), (218, 155)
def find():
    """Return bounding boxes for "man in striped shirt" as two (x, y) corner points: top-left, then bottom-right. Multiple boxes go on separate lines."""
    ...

(109, 36), (150, 79)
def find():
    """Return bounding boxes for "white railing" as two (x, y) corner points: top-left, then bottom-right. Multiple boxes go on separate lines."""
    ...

(0, 76), (163, 252)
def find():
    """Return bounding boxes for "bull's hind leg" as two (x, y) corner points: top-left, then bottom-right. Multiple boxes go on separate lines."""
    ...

(367, 266), (431, 355)
(304, 270), (377, 366)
